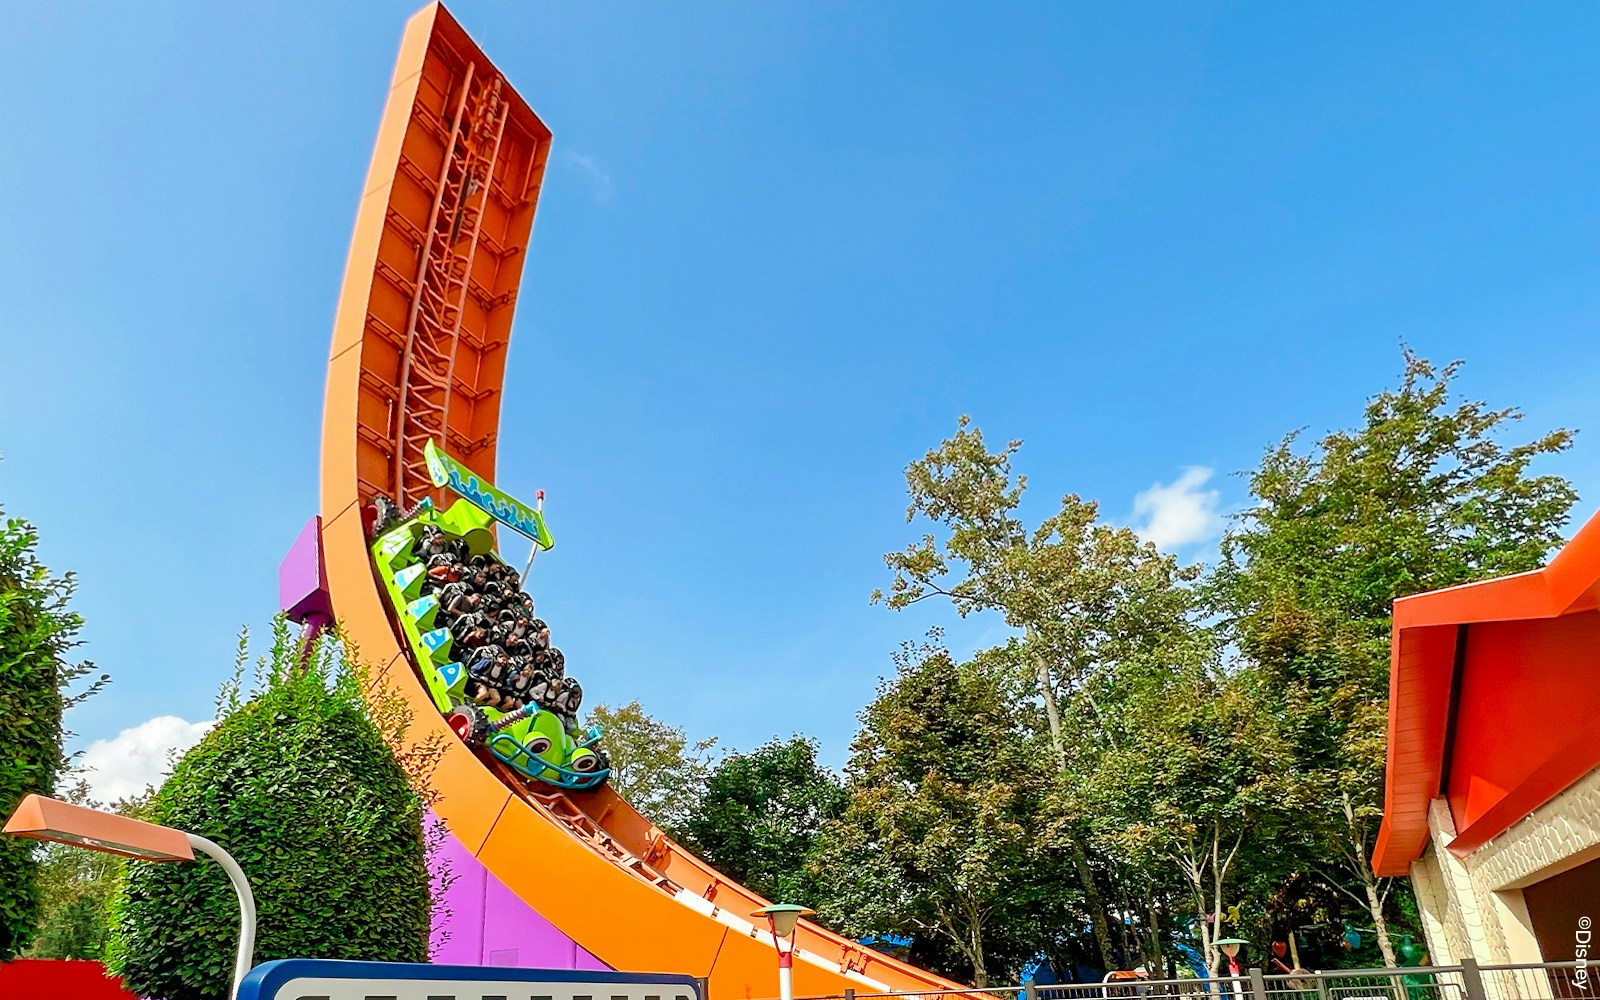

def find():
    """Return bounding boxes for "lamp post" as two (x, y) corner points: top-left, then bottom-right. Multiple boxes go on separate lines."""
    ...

(4, 794), (257, 1000)
(1214, 936), (1250, 999)
(1215, 938), (1248, 976)
(752, 903), (814, 1000)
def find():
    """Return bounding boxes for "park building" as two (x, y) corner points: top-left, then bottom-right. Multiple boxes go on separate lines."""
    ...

(1375, 508), (1600, 964)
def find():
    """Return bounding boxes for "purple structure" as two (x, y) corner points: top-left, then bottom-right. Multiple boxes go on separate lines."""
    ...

(428, 813), (611, 970)
(280, 516), (333, 636)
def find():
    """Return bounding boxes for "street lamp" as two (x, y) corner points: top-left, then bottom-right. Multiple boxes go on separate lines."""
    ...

(4, 794), (257, 1000)
(1215, 938), (1248, 977)
(752, 903), (814, 1000)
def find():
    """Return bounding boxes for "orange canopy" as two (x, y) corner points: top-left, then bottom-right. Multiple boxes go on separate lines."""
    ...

(1373, 509), (1600, 876)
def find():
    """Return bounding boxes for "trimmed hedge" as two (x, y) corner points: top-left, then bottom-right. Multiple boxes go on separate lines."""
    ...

(0, 508), (95, 960)
(107, 619), (431, 1000)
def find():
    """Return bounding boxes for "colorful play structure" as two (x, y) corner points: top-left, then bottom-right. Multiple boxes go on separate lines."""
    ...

(277, 4), (965, 996)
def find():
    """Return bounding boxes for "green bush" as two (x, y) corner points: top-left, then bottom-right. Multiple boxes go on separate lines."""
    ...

(0, 505), (99, 960)
(107, 618), (433, 1000)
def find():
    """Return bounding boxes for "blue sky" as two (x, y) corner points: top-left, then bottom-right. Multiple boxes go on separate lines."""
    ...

(3, 2), (1598, 796)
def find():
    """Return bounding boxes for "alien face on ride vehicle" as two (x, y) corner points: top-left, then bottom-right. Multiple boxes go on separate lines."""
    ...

(514, 709), (598, 778)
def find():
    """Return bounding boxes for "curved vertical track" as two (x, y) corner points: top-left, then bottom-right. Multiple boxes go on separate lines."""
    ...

(320, 5), (962, 996)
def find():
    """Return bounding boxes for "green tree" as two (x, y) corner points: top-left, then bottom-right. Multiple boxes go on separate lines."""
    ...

(588, 701), (717, 836)
(25, 780), (150, 960)
(106, 618), (435, 999)
(1081, 634), (1298, 972)
(873, 416), (1200, 969)
(0, 503), (104, 960)
(681, 736), (843, 904)
(811, 638), (1050, 986)
(1215, 351), (1577, 965)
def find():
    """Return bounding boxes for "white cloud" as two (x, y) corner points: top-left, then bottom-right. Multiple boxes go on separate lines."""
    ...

(562, 150), (615, 204)
(1131, 466), (1223, 551)
(79, 715), (214, 802)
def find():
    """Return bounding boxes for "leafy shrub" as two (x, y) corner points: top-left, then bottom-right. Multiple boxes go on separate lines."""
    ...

(0, 505), (100, 960)
(107, 618), (433, 1000)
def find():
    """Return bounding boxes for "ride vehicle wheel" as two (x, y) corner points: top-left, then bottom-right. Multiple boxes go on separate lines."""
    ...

(368, 495), (402, 536)
(445, 703), (488, 747)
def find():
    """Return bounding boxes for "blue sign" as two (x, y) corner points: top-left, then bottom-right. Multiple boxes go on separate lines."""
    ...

(239, 960), (703, 1000)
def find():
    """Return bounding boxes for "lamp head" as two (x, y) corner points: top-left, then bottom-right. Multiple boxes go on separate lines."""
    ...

(3, 794), (194, 862)
(1216, 938), (1248, 959)
(753, 903), (814, 938)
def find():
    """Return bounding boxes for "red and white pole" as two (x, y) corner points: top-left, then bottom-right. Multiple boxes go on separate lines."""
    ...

(766, 915), (797, 1000)
(520, 489), (546, 582)
(777, 937), (794, 1000)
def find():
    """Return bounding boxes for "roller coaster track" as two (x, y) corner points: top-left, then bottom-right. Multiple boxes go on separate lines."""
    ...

(318, 6), (962, 996)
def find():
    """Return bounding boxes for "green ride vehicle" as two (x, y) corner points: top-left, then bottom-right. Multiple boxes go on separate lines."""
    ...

(367, 495), (609, 791)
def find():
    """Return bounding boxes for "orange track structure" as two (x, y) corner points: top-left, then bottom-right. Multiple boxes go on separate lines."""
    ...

(320, 6), (961, 996)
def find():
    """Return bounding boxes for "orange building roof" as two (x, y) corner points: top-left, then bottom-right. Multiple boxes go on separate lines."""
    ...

(1373, 508), (1600, 876)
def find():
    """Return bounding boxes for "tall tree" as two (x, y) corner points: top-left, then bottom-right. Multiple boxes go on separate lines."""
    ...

(811, 638), (1052, 986)
(873, 416), (1200, 970)
(682, 737), (843, 904)
(0, 502), (104, 960)
(1080, 633), (1298, 972)
(1215, 351), (1577, 965)
(588, 701), (717, 836)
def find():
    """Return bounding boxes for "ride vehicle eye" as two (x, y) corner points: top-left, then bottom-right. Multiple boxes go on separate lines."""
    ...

(527, 737), (552, 754)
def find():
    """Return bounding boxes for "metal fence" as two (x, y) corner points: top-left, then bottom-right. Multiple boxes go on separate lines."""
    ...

(782, 960), (1589, 1000)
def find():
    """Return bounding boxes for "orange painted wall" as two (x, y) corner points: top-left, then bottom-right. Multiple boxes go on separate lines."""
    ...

(1446, 611), (1600, 835)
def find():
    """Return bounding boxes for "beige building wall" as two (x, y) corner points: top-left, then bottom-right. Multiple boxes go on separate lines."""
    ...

(1407, 764), (1600, 963)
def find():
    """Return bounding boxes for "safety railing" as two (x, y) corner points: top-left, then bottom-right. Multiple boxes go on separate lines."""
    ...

(777, 959), (1587, 1000)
